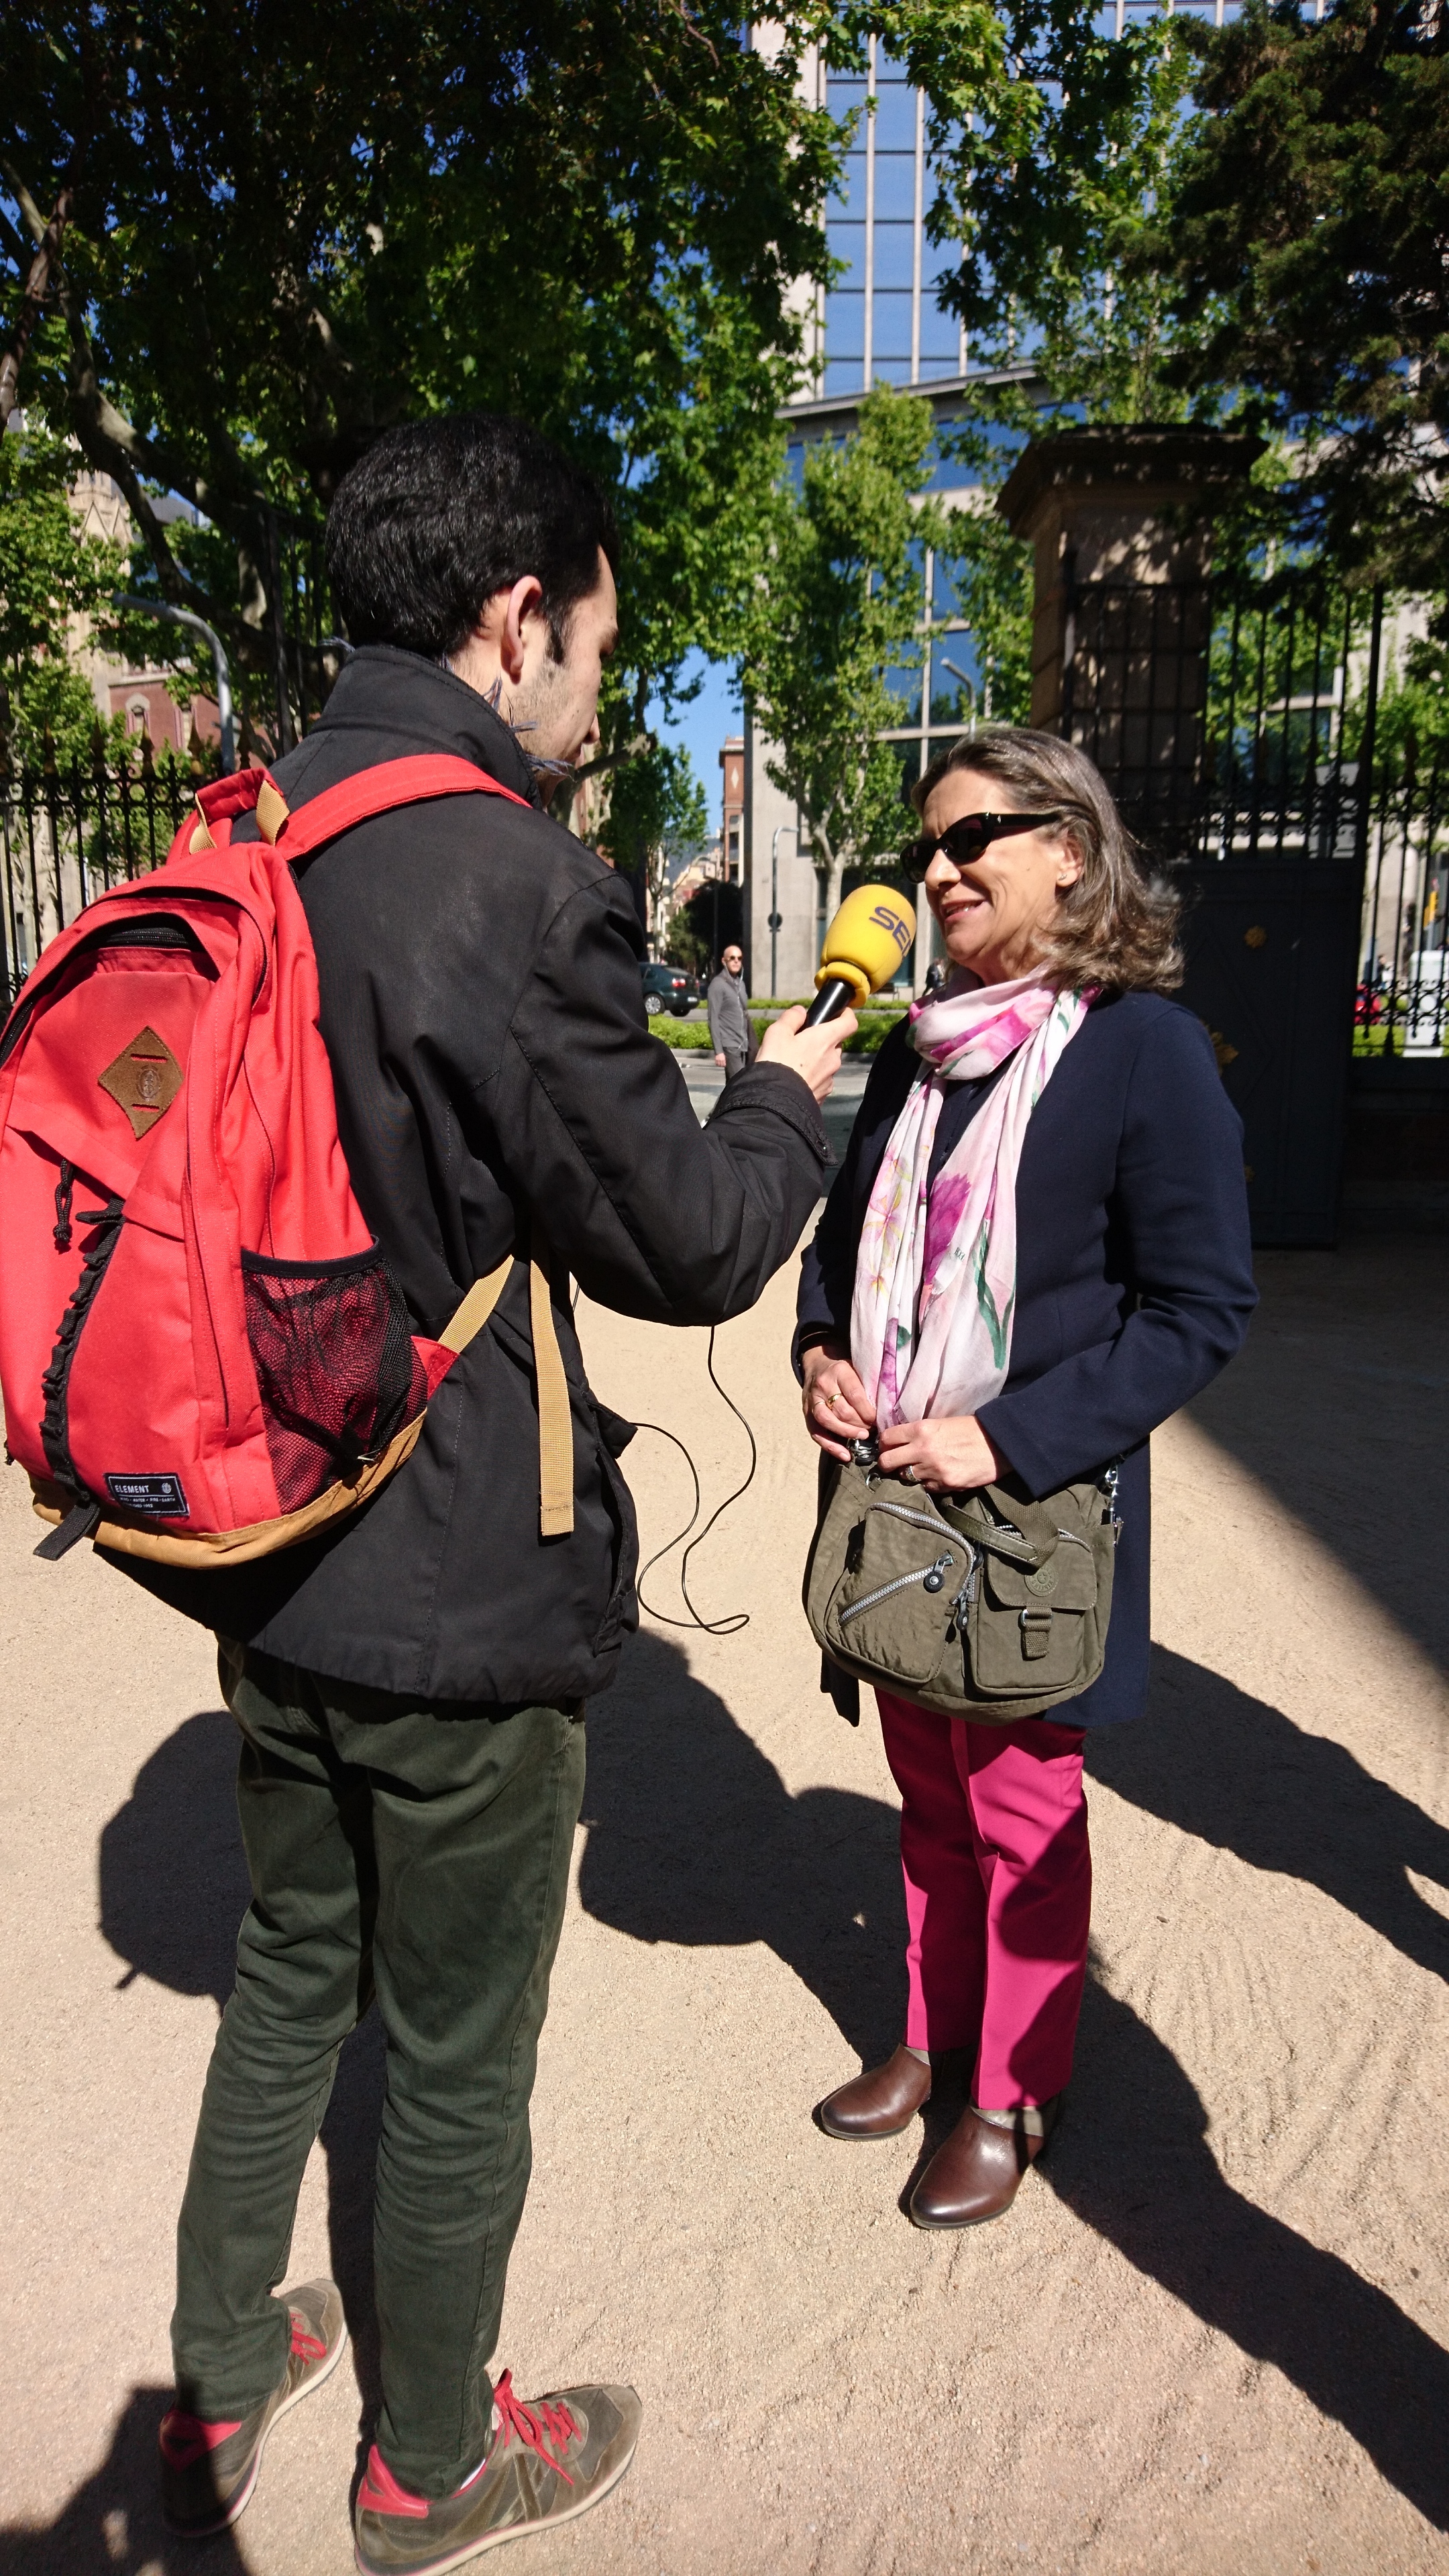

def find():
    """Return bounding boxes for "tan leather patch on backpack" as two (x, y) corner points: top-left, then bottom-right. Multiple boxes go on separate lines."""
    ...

(98, 1025), (183, 1138)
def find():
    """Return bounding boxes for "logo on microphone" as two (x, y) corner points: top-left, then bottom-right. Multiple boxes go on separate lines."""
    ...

(870, 903), (913, 957)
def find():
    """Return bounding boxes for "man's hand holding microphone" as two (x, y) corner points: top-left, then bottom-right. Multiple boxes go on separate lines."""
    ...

(755, 1004), (856, 1099)
(753, 881), (918, 1103)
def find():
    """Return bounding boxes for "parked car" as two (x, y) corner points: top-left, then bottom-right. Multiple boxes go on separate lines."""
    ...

(640, 961), (699, 1017)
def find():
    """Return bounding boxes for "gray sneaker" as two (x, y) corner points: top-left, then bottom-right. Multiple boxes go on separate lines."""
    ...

(353, 2369), (642, 2574)
(160, 2277), (348, 2537)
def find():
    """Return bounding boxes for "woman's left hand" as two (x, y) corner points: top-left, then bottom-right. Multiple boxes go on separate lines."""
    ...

(876, 1413), (1008, 1493)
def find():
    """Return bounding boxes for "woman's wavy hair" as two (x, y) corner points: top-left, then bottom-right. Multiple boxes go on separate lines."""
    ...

(912, 727), (1183, 995)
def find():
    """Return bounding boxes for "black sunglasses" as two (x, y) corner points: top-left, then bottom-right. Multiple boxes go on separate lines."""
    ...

(900, 810), (1065, 885)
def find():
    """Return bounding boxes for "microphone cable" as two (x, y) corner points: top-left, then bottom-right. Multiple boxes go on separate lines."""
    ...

(629, 1328), (757, 1638)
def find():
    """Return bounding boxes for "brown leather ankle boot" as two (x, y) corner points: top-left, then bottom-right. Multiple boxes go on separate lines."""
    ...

(908, 2097), (1061, 2229)
(816, 2044), (933, 2139)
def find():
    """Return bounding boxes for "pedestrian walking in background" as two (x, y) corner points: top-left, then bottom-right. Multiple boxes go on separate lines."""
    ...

(796, 728), (1255, 2229)
(125, 411), (851, 2570)
(708, 941), (758, 1080)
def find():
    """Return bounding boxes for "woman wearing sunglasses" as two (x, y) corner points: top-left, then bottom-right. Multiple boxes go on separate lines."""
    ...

(795, 727), (1255, 2227)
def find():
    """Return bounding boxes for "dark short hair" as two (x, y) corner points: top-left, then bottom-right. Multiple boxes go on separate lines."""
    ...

(325, 411), (619, 660)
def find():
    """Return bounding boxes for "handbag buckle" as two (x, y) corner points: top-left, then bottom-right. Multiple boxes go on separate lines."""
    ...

(1019, 1605), (1054, 1660)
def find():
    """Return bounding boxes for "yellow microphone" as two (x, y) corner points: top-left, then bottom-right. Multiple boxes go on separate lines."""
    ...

(802, 882), (917, 1025)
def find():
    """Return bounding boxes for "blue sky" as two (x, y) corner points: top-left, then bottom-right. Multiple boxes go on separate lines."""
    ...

(647, 651), (743, 835)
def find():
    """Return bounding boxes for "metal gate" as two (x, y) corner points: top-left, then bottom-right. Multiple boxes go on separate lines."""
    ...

(1059, 568), (1437, 1244)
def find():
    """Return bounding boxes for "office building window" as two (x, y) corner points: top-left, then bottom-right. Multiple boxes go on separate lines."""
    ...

(821, 40), (964, 396)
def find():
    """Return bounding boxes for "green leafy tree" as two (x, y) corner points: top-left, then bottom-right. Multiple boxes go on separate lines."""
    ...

(0, 419), (123, 760)
(599, 743), (708, 949)
(667, 878), (743, 977)
(864, 1), (1203, 423)
(1158, 0), (1449, 593)
(740, 384), (949, 891)
(932, 435), (1034, 730)
(2, 3), (844, 749)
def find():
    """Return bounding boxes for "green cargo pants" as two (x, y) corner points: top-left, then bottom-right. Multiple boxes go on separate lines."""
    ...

(171, 1639), (587, 2498)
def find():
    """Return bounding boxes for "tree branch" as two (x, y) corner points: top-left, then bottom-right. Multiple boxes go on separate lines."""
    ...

(0, 166), (76, 424)
(573, 729), (656, 782)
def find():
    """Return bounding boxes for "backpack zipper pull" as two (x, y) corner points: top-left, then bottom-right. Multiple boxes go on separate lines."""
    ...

(53, 1161), (76, 1252)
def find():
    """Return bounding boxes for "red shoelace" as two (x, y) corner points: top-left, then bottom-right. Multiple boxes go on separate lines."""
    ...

(289, 2314), (327, 2362)
(492, 2371), (578, 2487)
(358, 2369), (582, 2518)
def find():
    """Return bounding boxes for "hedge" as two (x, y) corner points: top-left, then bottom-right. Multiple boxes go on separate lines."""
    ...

(649, 1010), (907, 1055)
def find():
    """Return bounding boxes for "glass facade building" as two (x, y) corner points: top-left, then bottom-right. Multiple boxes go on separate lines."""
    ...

(820, 40), (964, 400)
(748, 3), (1293, 994)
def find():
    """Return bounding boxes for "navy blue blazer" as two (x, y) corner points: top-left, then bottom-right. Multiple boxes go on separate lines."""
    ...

(795, 990), (1257, 1725)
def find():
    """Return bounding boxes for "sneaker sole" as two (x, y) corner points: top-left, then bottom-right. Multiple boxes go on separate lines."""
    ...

(164, 2317), (350, 2540)
(353, 2422), (641, 2576)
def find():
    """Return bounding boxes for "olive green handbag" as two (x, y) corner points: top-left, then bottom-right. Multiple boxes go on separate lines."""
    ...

(804, 1446), (1120, 1723)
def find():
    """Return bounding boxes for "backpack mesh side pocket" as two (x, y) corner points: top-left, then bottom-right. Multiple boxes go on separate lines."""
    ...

(242, 1243), (427, 1512)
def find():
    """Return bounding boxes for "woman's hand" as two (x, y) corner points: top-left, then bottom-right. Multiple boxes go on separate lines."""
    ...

(877, 1414), (1008, 1493)
(802, 1339), (876, 1463)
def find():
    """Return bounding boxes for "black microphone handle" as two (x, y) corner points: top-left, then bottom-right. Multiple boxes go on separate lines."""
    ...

(802, 975), (858, 1028)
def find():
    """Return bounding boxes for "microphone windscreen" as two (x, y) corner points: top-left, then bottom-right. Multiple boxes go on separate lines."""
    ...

(814, 883), (916, 1003)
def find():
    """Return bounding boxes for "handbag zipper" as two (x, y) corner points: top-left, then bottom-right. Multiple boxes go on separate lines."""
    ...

(840, 1551), (957, 1626)
(871, 1500), (951, 1534)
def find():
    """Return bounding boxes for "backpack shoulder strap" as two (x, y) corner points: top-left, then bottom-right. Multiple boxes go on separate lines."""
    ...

(187, 753), (533, 858)
(274, 754), (533, 857)
(433, 1253), (575, 1540)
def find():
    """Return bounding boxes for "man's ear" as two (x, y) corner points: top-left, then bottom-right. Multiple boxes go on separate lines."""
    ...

(500, 575), (545, 683)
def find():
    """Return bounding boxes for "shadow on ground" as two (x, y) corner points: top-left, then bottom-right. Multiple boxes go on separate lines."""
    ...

(581, 1630), (1449, 2530)
(1189, 1240), (1449, 1674)
(1089, 1646), (1449, 1984)
(16, 1621), (1447, 2563)
(0, 2387), (249, 2575)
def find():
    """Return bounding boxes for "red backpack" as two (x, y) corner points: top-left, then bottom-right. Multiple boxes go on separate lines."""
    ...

(0, 757), (574, 1566)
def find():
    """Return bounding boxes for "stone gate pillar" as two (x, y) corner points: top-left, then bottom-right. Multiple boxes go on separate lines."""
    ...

(996, 426), (1261, 846)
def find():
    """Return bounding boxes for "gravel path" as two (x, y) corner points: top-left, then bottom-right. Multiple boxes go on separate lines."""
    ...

(3, 1239), (1446, 2575)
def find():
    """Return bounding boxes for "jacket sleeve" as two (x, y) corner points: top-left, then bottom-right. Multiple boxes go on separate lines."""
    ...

(491, 872), (830, 1324)
(706, 977), (725, 1054)
(975, 1007), (1257, 1493)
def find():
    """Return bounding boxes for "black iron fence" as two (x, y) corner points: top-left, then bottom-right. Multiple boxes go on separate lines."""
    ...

(255, 502), (336, 756)
(0, 749), (198, 1003)
(0, 497), (345, 1006)
(1062, 566), (1448, 1057)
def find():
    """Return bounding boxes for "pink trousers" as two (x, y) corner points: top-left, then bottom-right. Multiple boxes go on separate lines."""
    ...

(877, 1691), (1092, 2108)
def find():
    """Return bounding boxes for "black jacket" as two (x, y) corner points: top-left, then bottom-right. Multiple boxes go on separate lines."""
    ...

(796, 991), (1257, 1725)
(115, 648), (829, 1702)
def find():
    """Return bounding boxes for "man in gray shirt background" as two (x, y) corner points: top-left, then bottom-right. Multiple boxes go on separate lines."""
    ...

(708, 942), (757, 1081)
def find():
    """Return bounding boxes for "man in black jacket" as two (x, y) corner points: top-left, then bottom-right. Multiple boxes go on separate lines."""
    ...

(140, 414), (850, 2573)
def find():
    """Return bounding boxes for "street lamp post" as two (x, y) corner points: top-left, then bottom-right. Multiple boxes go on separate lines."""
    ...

(939, 657), (978, 732)
(769, 821), (798, 1002)
(113, 596), (236, 773)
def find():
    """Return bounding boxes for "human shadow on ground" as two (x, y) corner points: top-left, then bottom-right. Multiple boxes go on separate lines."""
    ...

(0, 2387), (248, 2575)
(1189, 1242), (1449, 1676)
(76, 1642), (1449, 2540)
(96, 1709), (387, 2420)
(581, 1629), (1449, 2530)
(577, 1629), (909, 2072)
(1050, 1972), (1449, 2530)
(1087, 1648), (1449, 1984)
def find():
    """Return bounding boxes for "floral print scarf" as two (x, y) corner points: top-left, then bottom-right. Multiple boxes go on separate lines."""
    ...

(851, 970), (1093, 1429)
